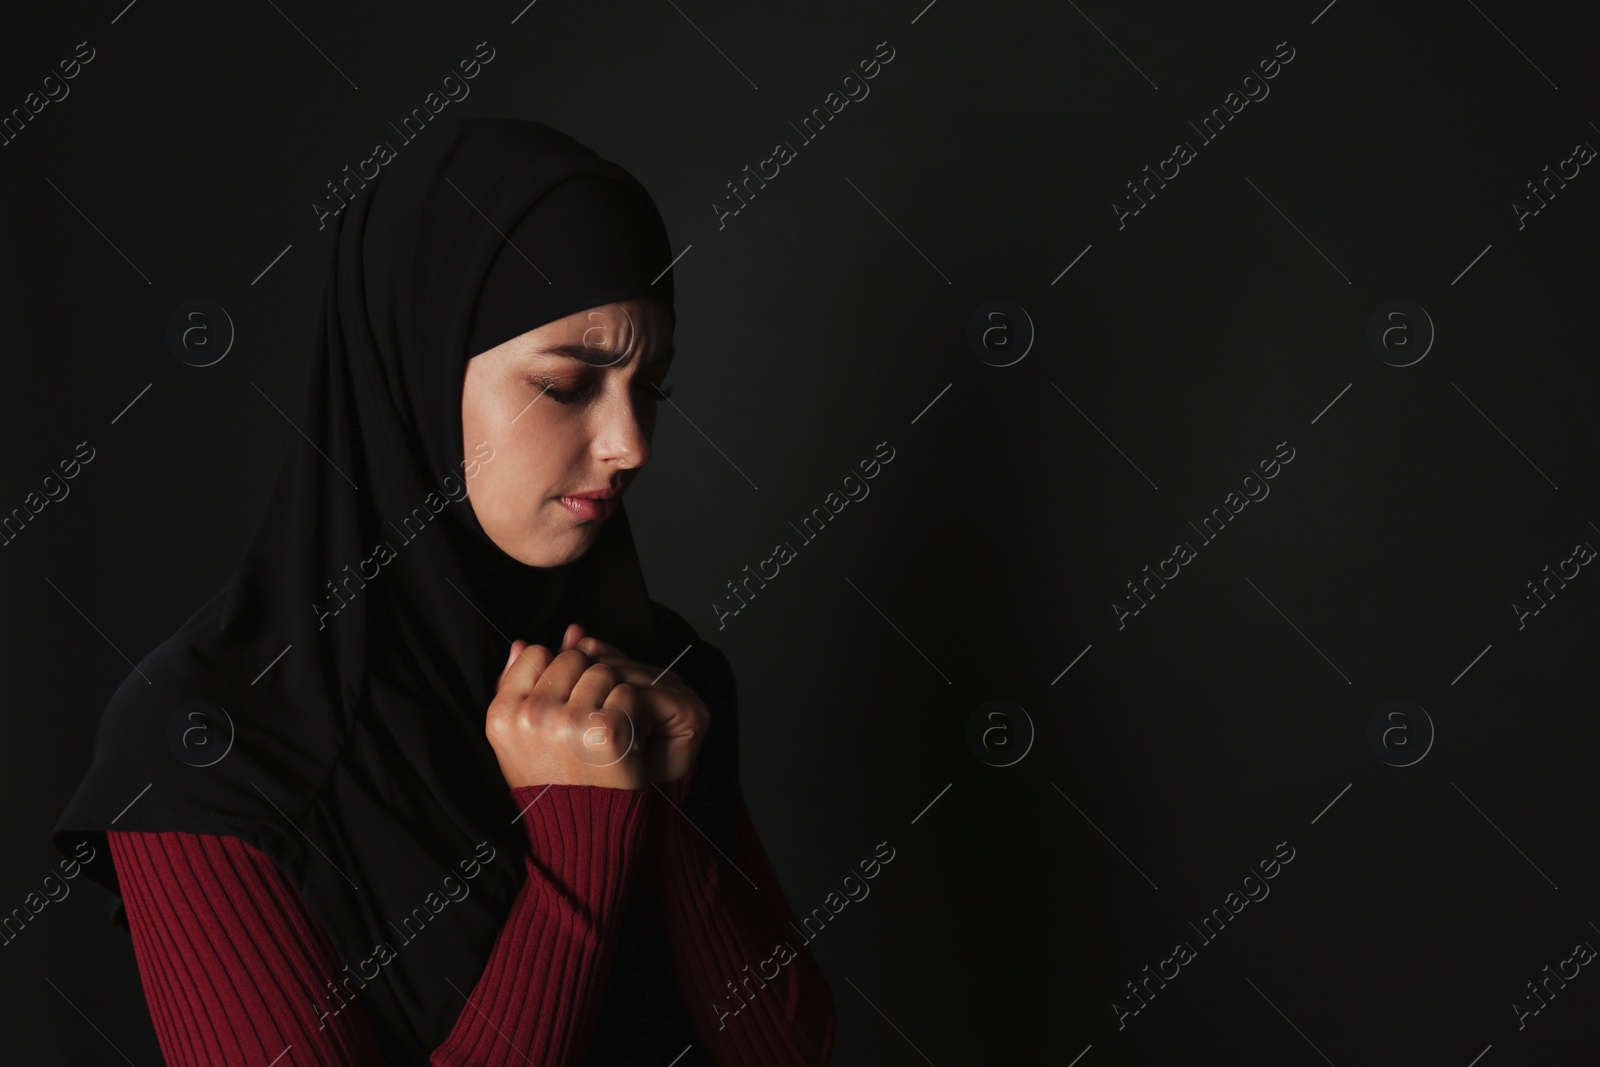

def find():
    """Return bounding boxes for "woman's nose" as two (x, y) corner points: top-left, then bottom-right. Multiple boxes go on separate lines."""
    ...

(595, 393), (650, 468)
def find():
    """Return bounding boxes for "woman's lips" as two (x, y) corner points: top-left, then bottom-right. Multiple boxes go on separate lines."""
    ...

(557, 495), (617, 520)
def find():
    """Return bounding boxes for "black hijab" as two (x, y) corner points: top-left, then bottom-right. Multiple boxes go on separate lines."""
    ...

(52, 116), (739, 1065)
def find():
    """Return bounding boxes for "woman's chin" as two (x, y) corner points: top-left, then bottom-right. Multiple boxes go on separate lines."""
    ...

(506, 526), (597, 569)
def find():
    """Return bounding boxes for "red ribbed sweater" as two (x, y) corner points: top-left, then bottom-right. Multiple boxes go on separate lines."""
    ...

(105, 770), (834, 1065)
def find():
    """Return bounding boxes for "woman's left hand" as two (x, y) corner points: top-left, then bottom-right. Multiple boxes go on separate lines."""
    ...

(560, 623), (710, 784)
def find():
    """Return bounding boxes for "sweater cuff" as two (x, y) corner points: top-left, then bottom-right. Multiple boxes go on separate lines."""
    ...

(655, 767), (698, 811)
(509, 784), (650, 914)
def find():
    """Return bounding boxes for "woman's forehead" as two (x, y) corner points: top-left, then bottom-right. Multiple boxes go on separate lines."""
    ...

(517, 301), (673, 365)
(522, 340), (676, 370)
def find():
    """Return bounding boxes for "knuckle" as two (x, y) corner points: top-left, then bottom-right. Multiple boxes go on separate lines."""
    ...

(564, 703), (600, 731)
(486, 695), (515, 724)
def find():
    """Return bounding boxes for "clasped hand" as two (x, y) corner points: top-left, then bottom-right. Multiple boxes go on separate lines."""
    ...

(484, 622), (709, 792)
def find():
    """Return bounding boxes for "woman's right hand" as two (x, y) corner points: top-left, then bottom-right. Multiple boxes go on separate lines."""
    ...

(485, 639), (651, 791)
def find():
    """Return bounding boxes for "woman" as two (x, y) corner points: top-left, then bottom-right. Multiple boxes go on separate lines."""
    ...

(51, 117), (835, 1065)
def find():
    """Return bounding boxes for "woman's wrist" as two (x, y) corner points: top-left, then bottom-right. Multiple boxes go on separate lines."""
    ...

(647, 769), (700, 863)
(511, 783), (651, 896)
(653, 767), (697, 807)
(509, 781), (655, 818)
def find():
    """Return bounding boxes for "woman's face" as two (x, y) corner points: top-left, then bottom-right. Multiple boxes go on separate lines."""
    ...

(461, 298), (674, 568)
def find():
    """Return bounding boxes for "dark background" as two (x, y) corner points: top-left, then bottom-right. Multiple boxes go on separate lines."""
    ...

(4, 0), (1600, 1063)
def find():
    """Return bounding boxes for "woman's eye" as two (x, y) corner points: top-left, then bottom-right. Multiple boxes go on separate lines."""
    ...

(528, 376), (597, 405)
(526, 375), (674, 405)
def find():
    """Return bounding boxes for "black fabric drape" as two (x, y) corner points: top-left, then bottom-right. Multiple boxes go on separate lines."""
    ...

(52, 116), (736, 1065)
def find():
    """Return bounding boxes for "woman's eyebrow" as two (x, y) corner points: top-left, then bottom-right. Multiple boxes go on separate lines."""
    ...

(532, 342), (676, 369)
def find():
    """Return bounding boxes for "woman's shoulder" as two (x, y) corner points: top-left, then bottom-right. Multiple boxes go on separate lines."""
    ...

(647, 599), (742, 834)
(647, 598), (738, 716)
(648, 600), (731, 672)
(646, 597), (695, 641)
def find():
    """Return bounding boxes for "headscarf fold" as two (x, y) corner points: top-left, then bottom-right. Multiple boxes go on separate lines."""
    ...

(53, 116), (737, 1065)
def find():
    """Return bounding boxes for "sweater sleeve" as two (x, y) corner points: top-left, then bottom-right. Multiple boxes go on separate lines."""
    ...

(105, 828), (388, 1064)
(105, 782), (649, 1066)
(649, 770), (837, 1065)
(431, 783), (649, 1064)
